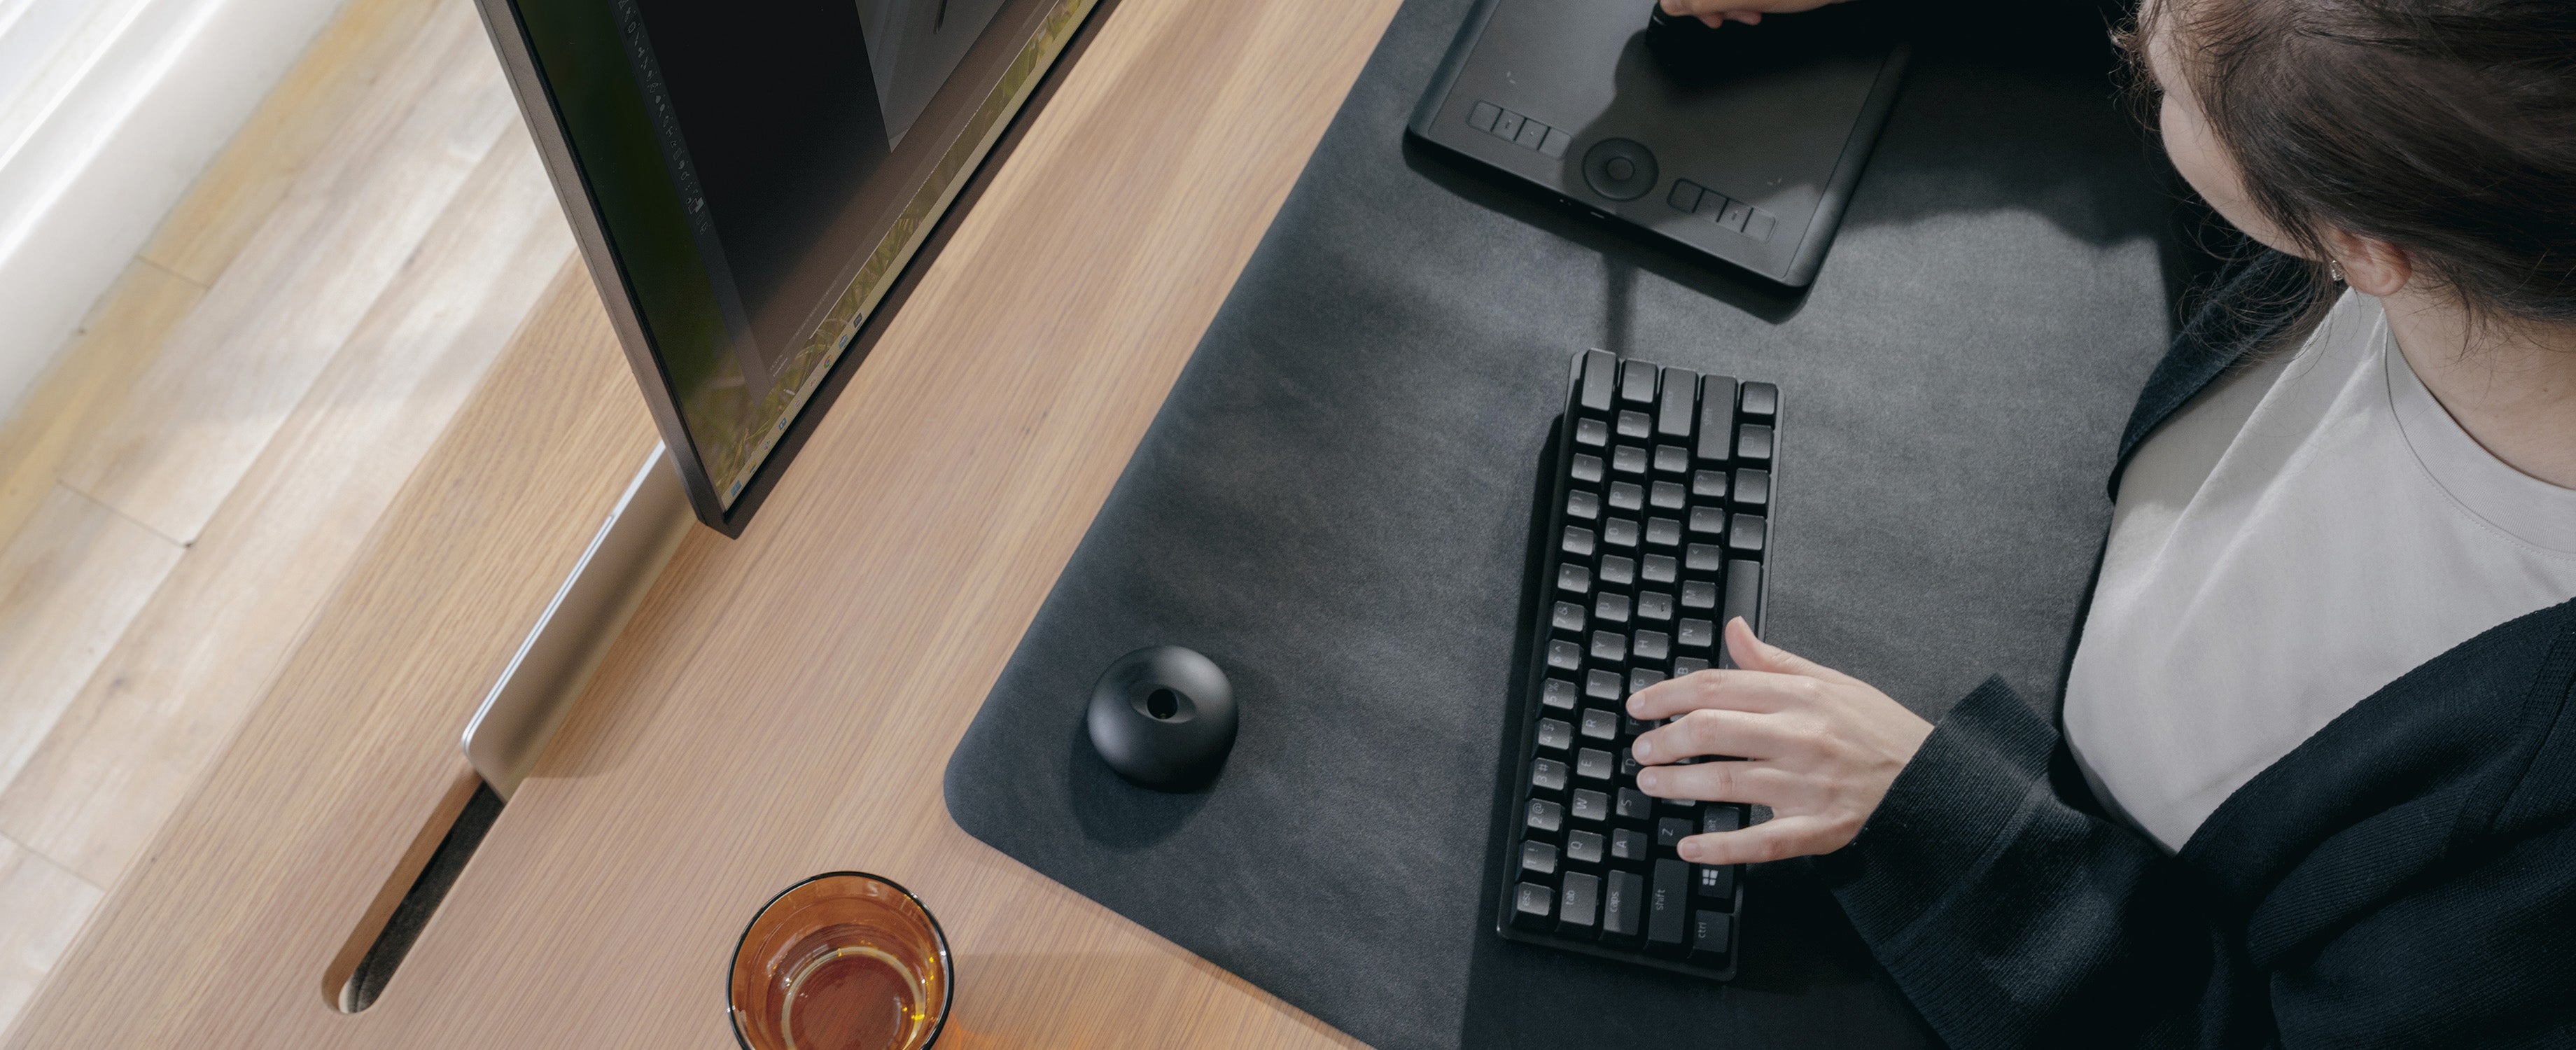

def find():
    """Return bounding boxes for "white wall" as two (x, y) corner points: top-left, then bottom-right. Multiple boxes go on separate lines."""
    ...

(0, 0), (349, 424)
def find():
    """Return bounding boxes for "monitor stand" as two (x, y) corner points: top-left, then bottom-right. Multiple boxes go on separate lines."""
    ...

(1408, 0), (1907, 287)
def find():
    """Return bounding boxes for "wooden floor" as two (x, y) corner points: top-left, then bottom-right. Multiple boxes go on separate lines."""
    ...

(0, 0), (573, 1035)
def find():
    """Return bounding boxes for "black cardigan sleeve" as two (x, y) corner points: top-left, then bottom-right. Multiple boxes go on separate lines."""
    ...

(1814, 664), (2576, 1050)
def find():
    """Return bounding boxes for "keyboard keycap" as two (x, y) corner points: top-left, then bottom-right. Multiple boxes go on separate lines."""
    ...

(1612, 445), (1648, 476)
(1650, 479), (1687, 511)
(1634, 630), (1670, 663)
(1567, 489), (1600, 522)
(1586, 669), (1621, 701)
(1571, 788), (1611, 822)
(1566, 830), (1606, 865)
(1695, 862), (1735, 899)
(1562, 526), (1595, 558)
(1701, 806), (1742, 835)
(1657, 817), (1693, 852)
(1725, 513), (1763, 561)
(1578, 350), (1618, 415)
(1618, 360), (1658, 406)
(1695, 375), (1738, 464)
(1536, 718), (1573, 753)
(1640, 553), (1677, 586)
(1513, 881), (1555, 930)
(1558, 872), (1602, 934)
(1590, 631), (1628, 663)
(1527, 799), (1564, 834)
(1548, 640), (1582, 671)
(1551, 601), (1586, 636)
(1691, 468), (1728, 501)
(1616, 410), (1653, 440)
(1673, 655), (1710, 676)
(1680, 580), (1717, 610)
(1735, 424), (1773, 465)
(1522, 840), (1560, 877)
(1732, 468), (1770, 512)
(1648, 859), (1690, 953)
(1531, 757), (1569, 795)
(1593, 592), (1630, 626)
(1688, 505), (1726, 537)
(1689, 910), (1733, 965)
(1576, 748), (1614, 781)
(1637, 590), (1674, 622)
(1580, 708), (1619, 741)
(1719, 561), (1763, 666)
(1602, 870), (1646, 945)
(1615, 787), (1653, 822)
(1738, 380), (1777, 421)
(1656, 367), (1698, 438)
(1603, 517), (1639, 549)
(1684, 543), (1724, 574)
(1600, 556), (1635, 588)
(1608, 481), (1645, 513)
(1652, 445), (1690, 475)
(1574, 417), (1609, 449)
(1542, 678), (1578, 710)
(1645, 517), (1681, 547)
(1677, 618), (1714, 650)
(1611, 827), (1648, 862)
(1628, 668), (1665, 694)
(1558, 564), (1591, 596)
(1618, 746), (1643, 778)
(1571, 453), (1604, 486)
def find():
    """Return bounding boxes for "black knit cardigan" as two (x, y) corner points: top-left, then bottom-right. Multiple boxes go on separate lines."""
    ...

(1816, 251), (2576, 1049)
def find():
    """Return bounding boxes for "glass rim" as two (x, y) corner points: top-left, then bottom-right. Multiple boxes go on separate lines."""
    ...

(727, 870), (954, 1050)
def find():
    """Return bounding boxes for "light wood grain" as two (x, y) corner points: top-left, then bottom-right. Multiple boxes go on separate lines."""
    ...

(0, 131), (571, 886)
(57, 0), (516, 545)
(0, 259), (202, 551)
(8, 0), (1402, 1044)
(141, 0), (447, 288)
(0, 486), (185, 793)
(0, 835), (100, 1039)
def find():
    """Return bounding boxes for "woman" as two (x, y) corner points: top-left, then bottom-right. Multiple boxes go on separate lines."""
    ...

(1639, 0), (2576, 1044)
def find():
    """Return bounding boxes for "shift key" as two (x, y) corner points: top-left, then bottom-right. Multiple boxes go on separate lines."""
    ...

(1647, 859), (1689, 953)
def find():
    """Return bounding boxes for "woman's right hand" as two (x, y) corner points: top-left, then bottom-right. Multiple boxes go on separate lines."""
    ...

(1658, 0), (1856, 29)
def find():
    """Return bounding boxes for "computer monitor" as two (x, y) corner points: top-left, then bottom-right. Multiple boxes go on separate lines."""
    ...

(472, 0), (1100, 534)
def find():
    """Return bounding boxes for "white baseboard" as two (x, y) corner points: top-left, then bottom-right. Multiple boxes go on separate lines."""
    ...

(0, 0), (349, 425)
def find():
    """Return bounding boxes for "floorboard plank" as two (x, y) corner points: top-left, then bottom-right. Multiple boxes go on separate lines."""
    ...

(0, 835), (101, 1044)
(0, 486), (185, 794)
(0, 261), (202, 550)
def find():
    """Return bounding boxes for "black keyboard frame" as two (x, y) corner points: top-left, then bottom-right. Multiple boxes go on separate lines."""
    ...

(1489, 349), (1773, 981)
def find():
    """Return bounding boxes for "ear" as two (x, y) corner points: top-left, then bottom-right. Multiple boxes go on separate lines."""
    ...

(2323, 227), (2412, 297)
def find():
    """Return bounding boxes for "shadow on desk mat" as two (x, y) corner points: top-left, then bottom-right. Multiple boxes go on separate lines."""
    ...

(946, 0), (2187, 1046)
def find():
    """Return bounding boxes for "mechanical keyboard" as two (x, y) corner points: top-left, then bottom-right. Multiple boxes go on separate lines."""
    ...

(1494, 348), (1776, 981)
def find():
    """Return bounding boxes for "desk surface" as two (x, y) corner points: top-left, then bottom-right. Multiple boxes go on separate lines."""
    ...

(6, 0), (1401, 1044)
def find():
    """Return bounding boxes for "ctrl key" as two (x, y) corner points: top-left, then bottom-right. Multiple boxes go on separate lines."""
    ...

(1511, 882), (1555, 930)
(1688, 910), (1733, 967)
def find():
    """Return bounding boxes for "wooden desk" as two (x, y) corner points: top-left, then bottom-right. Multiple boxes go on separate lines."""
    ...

(6, 0), (1401, 1044)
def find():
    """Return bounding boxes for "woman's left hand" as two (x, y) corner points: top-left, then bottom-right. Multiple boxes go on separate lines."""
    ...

(1626, 618), (1933, 865)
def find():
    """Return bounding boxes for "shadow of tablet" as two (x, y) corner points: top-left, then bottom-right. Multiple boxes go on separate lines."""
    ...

(1066, 710), (1217, 850)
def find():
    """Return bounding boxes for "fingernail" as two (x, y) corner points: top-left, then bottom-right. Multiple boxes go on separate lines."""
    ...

(1681, 841), (1704, 862)
(1632, 737), (1653, 762)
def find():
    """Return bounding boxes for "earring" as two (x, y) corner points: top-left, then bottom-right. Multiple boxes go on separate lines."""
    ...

(2328, 260), (2346, 284)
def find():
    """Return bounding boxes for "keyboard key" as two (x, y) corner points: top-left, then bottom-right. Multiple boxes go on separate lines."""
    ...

(1566, 830), (1606, 865)
(1615, 787), (1653, 822)
(1702, 806), (1742, 834)
(1571, 453), (1604, 486)
(1640, 553), (1677, 586)
(1645, 517), (1681, 547)
(1594, 592), (1631, 626)
(1608, 481), (1645, 513)
(1558, 872), (1602, 934)
(1616, 410), (1652, 441)
(1649, 479), (1687, 511)
(1576, 748), (1614, 781)
(1611, 827), (1648, 862)
(1677, 618), (1714, 650)
(1618, 360), (1658, 406)
(1735, 424), (1773, 465)
(1600, 556), (1635, 588)
(1567, 490), (1600, 522)
(1657, 817), (1693, 852)
(1522, 840), (1560, 878)
(1571, 788), (1611, 822)
(1672, 656), (1710, 676)
(1558, 564), (1591, 596)
(1536, 718), (1572, 752)
(1689, 910), (1732, 965)
(1527, 799), (1564, 834)
(1648, 860), (1690, 953)
(1612, 445), (1648, 476)
(1691, 468), (1728, 501)
(1728, 513), (1766, 560)
(1513, 881), (1555, 930)
(1695, 376), (1738, 464)
(1695, 863), (1735, 899)
(1562, 526), (1596, 558)
(1685, 544), (1724, 574)
(1652, 444), (1690, 475)
(1688, 505), (1726, 538)
(1590, 631), (1628, 663)
(1603, 517), (1639, 549)
(1578, 350), (1618, 415)
(1618, 746), (1642, 778)
(1552, 601), (1586, 636)
(1586, 669), (1621, 701)
(1634, 630), (1670, 662)
(1637, 590), (1674, 622)
(1602, 870), (1646, 945)
(1548, 640), (1583, 671)
(1574, 417), (1609, 449)
(1628, 668), (1665, 694)
(1623, 713), (1657, 738)
(1542, 678), (1578, 710)
(1580, 708), (1619, 741)
(1531, 757), (1569, 795)
(1739, 380), (1777, 421)
(1658, 792), (1700, 813)
(1720, 561), (1763, 665)
(1656, 367), (1698, 438)
(1680, 580), (1717, 610)
(1731, 468), (1769, 512)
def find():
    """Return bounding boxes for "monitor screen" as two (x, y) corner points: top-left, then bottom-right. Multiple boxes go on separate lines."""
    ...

(475, 0), (1093, 533)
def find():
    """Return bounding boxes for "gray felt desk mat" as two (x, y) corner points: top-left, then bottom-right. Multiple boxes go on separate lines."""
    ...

(944, 1), (2184, 1046)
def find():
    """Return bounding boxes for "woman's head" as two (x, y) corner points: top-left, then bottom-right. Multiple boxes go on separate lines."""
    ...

(2131, 0), (2576, 325)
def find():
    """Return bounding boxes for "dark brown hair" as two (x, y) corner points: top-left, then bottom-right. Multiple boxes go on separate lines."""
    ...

(2127, 0), (2576, 330)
